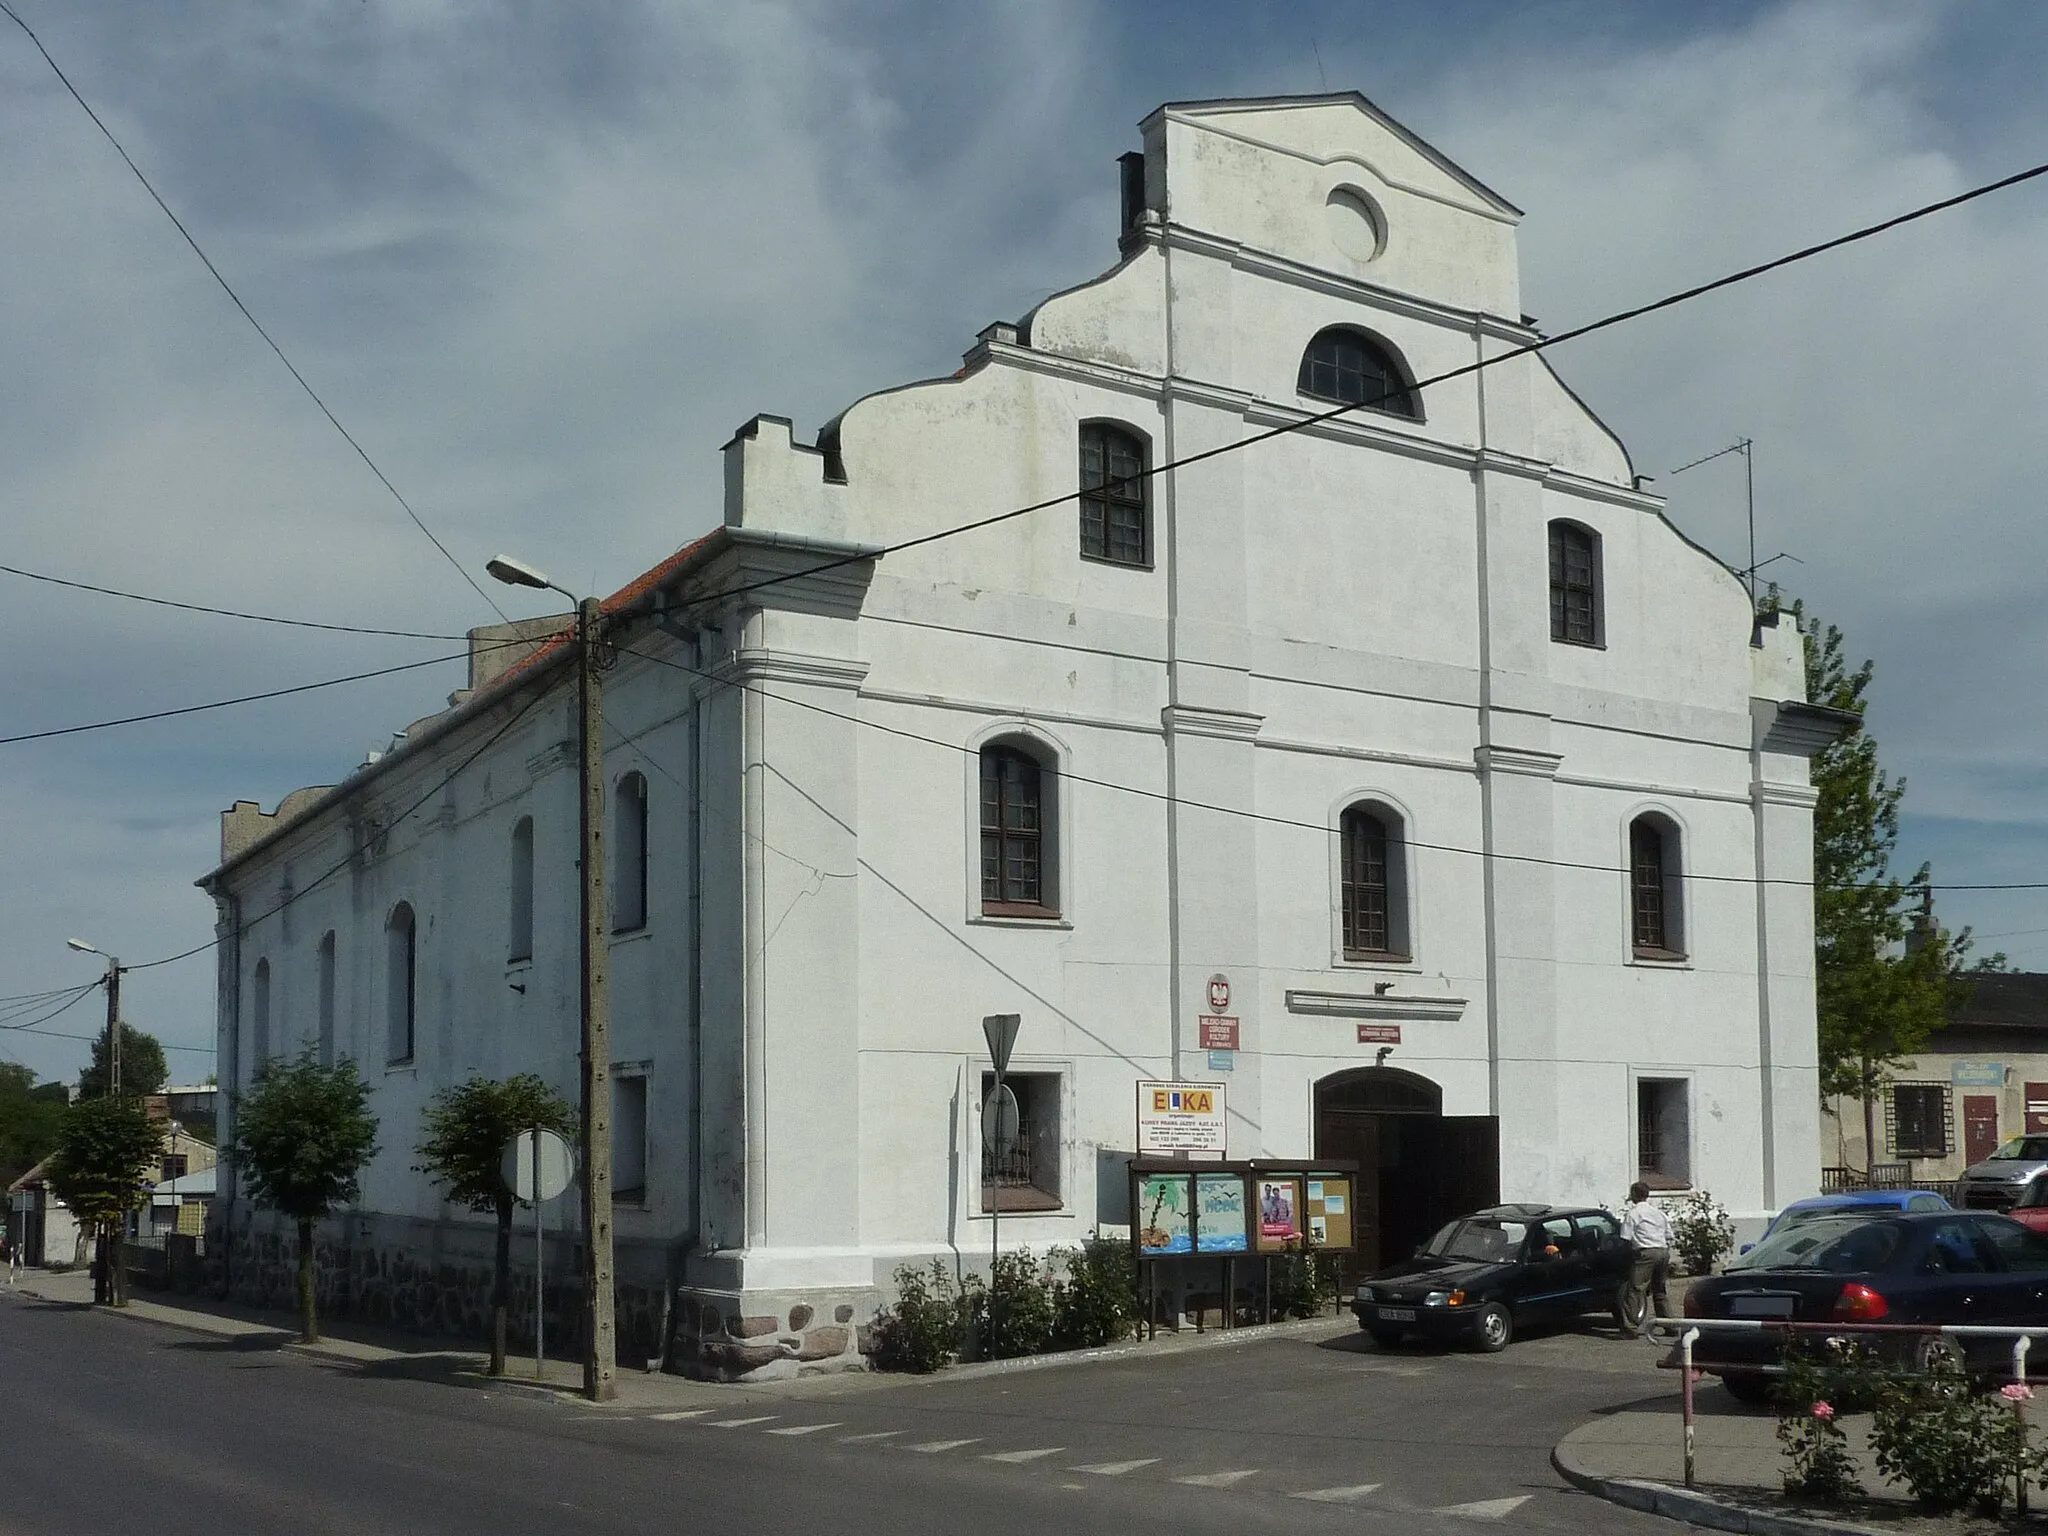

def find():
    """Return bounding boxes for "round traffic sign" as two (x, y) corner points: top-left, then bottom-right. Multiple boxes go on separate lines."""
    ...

(981, 1084), (1021, 1161)
(501, 1128), (575, 1202)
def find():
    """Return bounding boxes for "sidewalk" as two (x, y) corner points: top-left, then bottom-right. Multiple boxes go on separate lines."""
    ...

(5, 1266), (1355, 1410)
(1554, 1394), (2041, 1536)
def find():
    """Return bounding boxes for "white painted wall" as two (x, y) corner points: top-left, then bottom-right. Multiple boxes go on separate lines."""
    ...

(209, 95), (1825, 1322)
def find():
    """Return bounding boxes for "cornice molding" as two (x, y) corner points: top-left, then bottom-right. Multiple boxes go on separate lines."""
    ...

(1286, 988), (1469, 1023)
(1753, 698), (1859, 759)
(526, 741), (575, 781)
(1754, 781), (1821, 811)
(707, 648), (871, 694)
(1473, 744), (1563, 779)
(1162, 704), (1264, 743)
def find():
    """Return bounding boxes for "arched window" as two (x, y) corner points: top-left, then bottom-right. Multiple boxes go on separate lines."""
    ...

(1629, 816), (1685, 959)
(316, 932), (337, 1067)
(1341, 804), (1411, 960)
(386, 902), (417, 1063)
(250, 957), (271, 1081)
(509, 816), (534, 961)
(1549, 520), (1602, 646)
(980, 742), (1057, 916)
(1297, 327), (1420, 419)
(613, 773), (648, 932)
(1079, 423), (1149, 567)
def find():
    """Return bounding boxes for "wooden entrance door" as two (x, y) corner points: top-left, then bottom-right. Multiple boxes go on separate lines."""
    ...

(1964, 1095), (2000, 1167)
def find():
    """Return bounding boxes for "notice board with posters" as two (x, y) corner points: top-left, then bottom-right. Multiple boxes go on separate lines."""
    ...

(1304, 1174), (1354, 1250)
(1253, 1174), (1305, 1252)
(1136, 1171), (1194, 1254)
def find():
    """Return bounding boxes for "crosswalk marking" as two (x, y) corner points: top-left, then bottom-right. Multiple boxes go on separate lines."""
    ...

(1174, 1469), (1259, 1488)
(710, 1416), (778, 1429)
(839, 1430), (905, 1443)
(1291, 1483), (1383, 1504)
(982, 1448), (1065, 1464)
(906, 1439), (982, 1454)
(648, 1409), (715, 1421)
(1433, 1495), (1531, 1521)
(766, 1424), (842, 1436)
(1071, 1458), (1159, 1476)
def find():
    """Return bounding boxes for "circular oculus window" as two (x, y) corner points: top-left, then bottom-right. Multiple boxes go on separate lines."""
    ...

(1325, 186), (1386, 263)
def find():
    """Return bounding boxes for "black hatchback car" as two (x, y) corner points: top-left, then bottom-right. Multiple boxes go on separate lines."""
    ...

(1686, 1210), (2048, 1401)
(1353, 1204), (1638, 1352)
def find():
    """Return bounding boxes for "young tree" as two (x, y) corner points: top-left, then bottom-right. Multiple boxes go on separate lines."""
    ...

(44, 1095), (160, 1306)
(77, 1023), (169, 1099)
(416, 1074), (578, 1376)
(230, 1054), (379, 1343)
(1800, 606), (1982, 1168)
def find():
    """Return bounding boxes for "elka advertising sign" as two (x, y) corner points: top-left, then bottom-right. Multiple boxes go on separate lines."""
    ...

(1136, 1081), (1227, 1158)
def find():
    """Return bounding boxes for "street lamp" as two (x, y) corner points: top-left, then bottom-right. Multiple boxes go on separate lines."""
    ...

(486, 555), (617, 1402)
(66, 939), (122, 1099)
(67, 937), (125, 1307)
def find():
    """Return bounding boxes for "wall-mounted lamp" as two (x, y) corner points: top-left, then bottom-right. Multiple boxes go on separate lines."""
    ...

(1374, 1046), (1394, 1067)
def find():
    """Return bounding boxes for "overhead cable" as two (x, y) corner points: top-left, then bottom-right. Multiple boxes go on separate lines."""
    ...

(0, 560), (468, 639)
(0, 0), (508, 623)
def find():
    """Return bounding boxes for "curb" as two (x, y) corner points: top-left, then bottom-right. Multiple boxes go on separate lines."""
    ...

(908, 1312), (1355, 1386)
(1550, 1449), (1889, 1536)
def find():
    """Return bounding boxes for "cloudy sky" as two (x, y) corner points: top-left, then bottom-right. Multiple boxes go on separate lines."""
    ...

(3, 0), (2045, 1085)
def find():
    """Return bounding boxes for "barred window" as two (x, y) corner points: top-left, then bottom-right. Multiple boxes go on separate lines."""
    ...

(385, 902), (416, 1064)
(1891, 1084), (1952, 1158)
(1079, 423), (1149, 567)
(1549, 521), (1601, 646)
(980, 744), (1056, 916)
(1297, 327), (1419, 418)
(981, 1070), (1062, 1211)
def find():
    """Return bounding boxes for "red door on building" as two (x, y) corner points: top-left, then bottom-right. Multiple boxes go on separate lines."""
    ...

(1964, 1095), (2001, 1167)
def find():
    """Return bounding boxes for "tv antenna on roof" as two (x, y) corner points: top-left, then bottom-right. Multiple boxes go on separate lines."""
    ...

(1669, 437), (1762, 606)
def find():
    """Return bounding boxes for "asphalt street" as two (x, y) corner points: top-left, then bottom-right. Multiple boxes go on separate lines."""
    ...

(0, 1290), (1681, 1536)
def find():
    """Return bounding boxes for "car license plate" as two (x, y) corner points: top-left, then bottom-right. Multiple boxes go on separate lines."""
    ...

(1378, 1306), (1417, 1322)
(1730, 1295), (1796, 1318)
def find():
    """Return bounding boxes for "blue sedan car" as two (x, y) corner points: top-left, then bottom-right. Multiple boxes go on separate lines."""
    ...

(1739, 1188), (1952, 1255)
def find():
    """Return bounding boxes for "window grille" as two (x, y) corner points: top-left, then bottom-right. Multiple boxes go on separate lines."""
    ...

(980, 746), (1052, 914)
(1297, 329), (1419, 418)
(1549, 522), (1600, 645)
(1889, 1083), (1953, 1158)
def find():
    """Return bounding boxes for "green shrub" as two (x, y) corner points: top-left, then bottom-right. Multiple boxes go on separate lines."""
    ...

(973, 1249), (1056, 1359)
(1051, 1239), (1138, 1349)
(870, 1260), (965, 1373)
(1669, 1190), (1736, 1276)
(1269, 1240), (1342, 1319)
(1869, 1354), (2033, 1513)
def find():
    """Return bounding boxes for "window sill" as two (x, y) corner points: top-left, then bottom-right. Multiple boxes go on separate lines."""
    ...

(614, 1190), (649, 1210)
(1297, 391), (1424, 426)
(505, 957), (533, 975)
(608, 927), (653, 950)
(1549, 636), (1606, 651)
(1079, 552), (1155, 573)
(1339, 951), (1416, 969)
(972, 1199), (1068, 1218)
(971, 909), (1071, 930)
(384, 1061), (417, 1077)
(1629, 950), (1691, 969)
(1637, 1174), (1692, 1193)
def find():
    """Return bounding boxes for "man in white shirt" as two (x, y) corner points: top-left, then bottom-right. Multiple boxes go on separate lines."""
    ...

(1619, 1181), (1673, 1336)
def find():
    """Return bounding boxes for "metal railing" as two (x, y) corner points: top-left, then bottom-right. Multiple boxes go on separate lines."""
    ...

(1646, 1317), (2045, 1496)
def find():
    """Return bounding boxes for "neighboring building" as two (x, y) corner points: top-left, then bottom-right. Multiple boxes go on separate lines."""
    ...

(163, 1083), (219, 1145)
(201, 93), (1839, 1377)
(1823, 972), (2048, 1183)
(148, 1167), (216, 1237)
(7, 1165), (80, 1269)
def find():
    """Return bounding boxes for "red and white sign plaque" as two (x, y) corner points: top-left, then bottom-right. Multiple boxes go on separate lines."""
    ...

(1356, 1023), (1402, 1045)
(1198, 1015), (1240, 1051)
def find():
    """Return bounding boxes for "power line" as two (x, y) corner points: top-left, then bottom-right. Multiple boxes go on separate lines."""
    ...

(0, 0), (508, 624)
(658, 157), (2048, 621)
(126, 683), (554, 974)
(0, 648), (501, 747)
(0, 984), (98, 1034)
(615, 639), (2048, 895)
(0, 560), (468, 639)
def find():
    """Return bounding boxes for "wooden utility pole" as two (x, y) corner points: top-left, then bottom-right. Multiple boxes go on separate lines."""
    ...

(576, 595), (617, 1402)
(98, 957), (121, 1306)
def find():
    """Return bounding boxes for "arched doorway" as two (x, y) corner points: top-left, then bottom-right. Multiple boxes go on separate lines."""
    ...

(1314, 1068), (1499, 1273)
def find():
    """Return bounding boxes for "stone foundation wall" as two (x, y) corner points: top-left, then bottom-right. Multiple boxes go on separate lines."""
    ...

(207, 1205), (671, 1368)
(670, 1285), (878, 1381)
